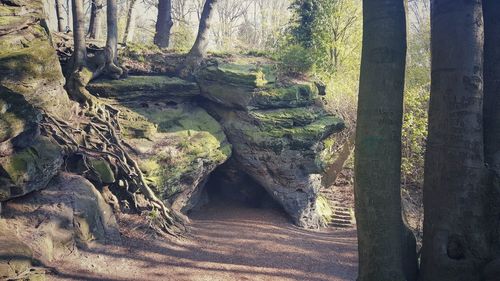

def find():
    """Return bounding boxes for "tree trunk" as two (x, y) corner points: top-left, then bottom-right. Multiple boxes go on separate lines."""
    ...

(419, 1), (491, 281)
(190, 0), (217, 56)
(71, 0), (86, 71)
(154, 0), (173, 48)
(67, 0), (97, 105)
(102, 0), (123, 78)
(354, 0), (412, 280)
(122, 0), (138, 44)
(55, 0), (65, 32)
(177, 0), (218, 77)
(88, 0), (104, 39)
(482, 0), (500, 279)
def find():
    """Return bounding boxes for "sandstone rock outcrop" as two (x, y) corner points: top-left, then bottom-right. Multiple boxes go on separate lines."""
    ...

(87, 76), (232, 212)
(1, 173), (120, 280)
(196, 57), (345, 228)
(0, 0), (73, 201)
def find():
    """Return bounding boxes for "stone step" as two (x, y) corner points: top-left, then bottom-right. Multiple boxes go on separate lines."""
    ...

(330, 221), (352, 228)
(332, 214), (352, 221)
(331, 217), (352, 223)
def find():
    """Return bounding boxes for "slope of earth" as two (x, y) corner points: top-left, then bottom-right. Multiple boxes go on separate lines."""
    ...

(45, 201), (358, 281)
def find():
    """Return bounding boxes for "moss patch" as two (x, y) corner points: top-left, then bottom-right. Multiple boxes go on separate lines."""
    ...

(116, 102), (231, 199)
(87, 76), (199, 99)
(316, 195), (333, 224)
(0, 137), (62, 189)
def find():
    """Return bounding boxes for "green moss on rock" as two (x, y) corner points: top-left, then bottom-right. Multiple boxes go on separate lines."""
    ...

(197, 60), (319, 109)
(115, 102), (231, 202)
(87, 76), (199, 100)
(0, 137), (63, 200)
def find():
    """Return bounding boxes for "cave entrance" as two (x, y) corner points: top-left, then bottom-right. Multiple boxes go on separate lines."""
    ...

(196, 159), (284, 213)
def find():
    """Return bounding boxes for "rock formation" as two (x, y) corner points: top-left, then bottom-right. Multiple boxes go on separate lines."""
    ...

(196, 58), (345, 227)
(0, 0), (73, 201)
(87, 76), (232, 212)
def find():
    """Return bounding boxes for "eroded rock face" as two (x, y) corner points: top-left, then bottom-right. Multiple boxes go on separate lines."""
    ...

(197, 58), (345, 228)
(0, 0), (73, 201)
(0, 173), (119, 280)
(87, 76), (231, 212)
(2, 173), (120, 263)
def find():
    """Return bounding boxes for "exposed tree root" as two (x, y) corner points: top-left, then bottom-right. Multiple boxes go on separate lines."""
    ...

(41, 102), (186, 237)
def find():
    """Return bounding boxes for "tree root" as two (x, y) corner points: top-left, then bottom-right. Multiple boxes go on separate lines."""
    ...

(41, 103), (186, 237)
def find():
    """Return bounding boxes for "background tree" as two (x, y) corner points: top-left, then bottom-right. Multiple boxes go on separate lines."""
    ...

(88, 0), (104, 39)
(55, 0), (65, 32)
(101, 0), (123, 78)
(211, 0), (251, 50)
(178, 0), (218, 76)
(354, 0), (416, 280)
(123, 0), (138, 44)
(154, 0), (174, 48)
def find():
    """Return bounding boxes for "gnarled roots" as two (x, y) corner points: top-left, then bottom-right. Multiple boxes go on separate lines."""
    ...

(41, 103), (186, 237)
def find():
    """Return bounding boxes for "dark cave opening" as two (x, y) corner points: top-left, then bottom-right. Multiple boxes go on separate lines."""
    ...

(200, 159), (283, 211)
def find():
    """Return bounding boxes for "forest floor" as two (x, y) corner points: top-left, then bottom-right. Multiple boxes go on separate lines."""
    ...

(44, 198), (358, 281)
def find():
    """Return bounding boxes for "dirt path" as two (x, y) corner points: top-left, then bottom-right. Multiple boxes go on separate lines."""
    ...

(47, 201), (358, 281)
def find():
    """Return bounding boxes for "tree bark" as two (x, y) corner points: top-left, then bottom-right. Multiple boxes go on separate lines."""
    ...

(55, 0), (65, 32)
(154, 0), (174, 48)
(420, 1), (491, 281)
(71, 0), (86, 70)
(190, 0), (217, 56)
(178, 0), (218, 77)
(122, 0), (138, 44)
(482, 0), (500, 278)
(88, 0), (104, 39)
(66, 0), (97, 105)
(102, 0), (123, 78)
(354, 0), (411, 280)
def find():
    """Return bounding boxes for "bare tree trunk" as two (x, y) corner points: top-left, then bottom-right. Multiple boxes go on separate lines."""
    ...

(122, 0), (138, 44)
(88, 0), (103, 39)
(354, 0), (414, 280)
(55, 0), (65, 32)
(420, 1), (490, 281)
(178, 0), (218, 77)
(154, 0), (173, 48)
(66, 0), (96, 105)
(102, 0), (123, 78)
(71, 0), (86, 71)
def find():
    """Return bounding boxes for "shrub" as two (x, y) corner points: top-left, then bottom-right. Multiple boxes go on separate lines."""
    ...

(277, 44), (314, 77)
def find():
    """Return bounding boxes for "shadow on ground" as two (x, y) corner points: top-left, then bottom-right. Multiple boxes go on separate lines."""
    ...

(46, 200), (358, 281)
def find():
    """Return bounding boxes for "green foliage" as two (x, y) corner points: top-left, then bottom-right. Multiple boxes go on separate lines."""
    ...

(277, 44), (315, 77)
(289, 0), (319, 48)
(288, 0), (362, 76)
(170, 23), (195, 51)
(283, 0), (362, 126)
(401, 1), (430, 188)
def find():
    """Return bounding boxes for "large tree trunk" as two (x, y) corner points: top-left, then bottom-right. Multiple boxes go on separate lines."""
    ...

(419, 1), (492, 281)
(153, 0), (173, 48)
(122, 0), (138, 44)
(482, 1), (500, 279)
(354, 0), (413, 280)
(55, 0), (65, 32)
(88, 0), (104, 39)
